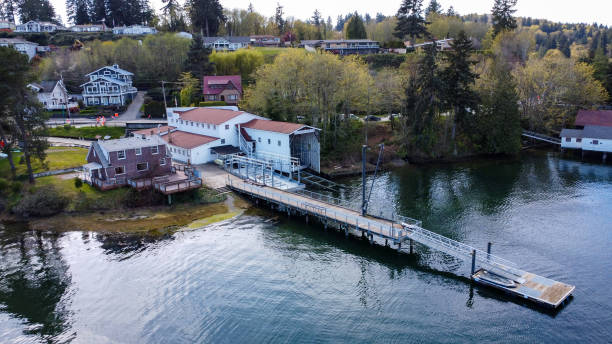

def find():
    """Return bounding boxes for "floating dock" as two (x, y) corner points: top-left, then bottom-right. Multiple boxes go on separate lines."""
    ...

(221, 171), (575, 309)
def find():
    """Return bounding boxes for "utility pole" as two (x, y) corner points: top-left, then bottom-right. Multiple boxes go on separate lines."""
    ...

(161, 81), (167, 118)
(60, 71), (70, 120)
(361, 144), (367, 216)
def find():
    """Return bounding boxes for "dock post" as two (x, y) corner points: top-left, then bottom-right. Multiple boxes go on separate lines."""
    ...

(410, 239), (414, 254)
(604, 152), (607, 163)
(487, 242), (492, 259)
(471, 249), (476, 275)
(397, 242), (402, 251)
(305, 215), (309, 224)
(385, 239), (388, 247)
(369, 234), (373, 244)
(344, 227), (348, 237)
(168, 194), (172, 205)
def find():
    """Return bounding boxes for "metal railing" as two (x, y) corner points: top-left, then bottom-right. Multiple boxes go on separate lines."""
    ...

(522, 130), (561, 145)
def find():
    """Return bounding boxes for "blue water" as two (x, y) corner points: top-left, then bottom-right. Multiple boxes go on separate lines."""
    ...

(0, 152), (611, 343)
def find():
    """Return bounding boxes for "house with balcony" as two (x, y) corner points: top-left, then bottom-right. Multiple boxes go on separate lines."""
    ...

(0, 38), (38, 60)
(202, 75), (242, 105)
(250, 35), (281, 47)
(300, 39), (380, 55)
(135, 107), (321, 173)
(203, 36), (250, 51)
(80, 64), (137, 106)
(69, 24), (106, 32)
(28, 80), (79, 111)
(15, 21), (63, 33)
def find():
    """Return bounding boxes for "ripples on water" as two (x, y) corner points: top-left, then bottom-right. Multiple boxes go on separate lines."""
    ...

(0, 152), (611, 343)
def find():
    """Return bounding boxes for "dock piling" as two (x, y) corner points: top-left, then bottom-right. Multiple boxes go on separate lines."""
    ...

(471, 249), (476, 275)
(410, 239), (414, 254)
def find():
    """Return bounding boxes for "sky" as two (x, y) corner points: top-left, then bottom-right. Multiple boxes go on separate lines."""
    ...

(50, 0), (612, 26)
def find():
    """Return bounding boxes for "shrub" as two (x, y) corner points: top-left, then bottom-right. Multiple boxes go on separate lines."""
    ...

(12, 186), (69, 218)
(144, 101), (166, 118)
(0, 178), (8, 194)
(63, 124), (72, 130)
(122, 189), (165, 208)
(74, 177), (83, 188)
(199, 101), (227, 107)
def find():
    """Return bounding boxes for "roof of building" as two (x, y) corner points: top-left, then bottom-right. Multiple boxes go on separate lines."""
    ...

(162, 130), (218, 149)
(0, 37), (37, 45)
(241, 119), (311, 134)
(176, 107), (244, 125)
(203, 36), (251, 44)
(133, 125), (176, 136)
(203, 75), (242, 95)
(575, 110), (612, 127)
(86, 64), (134, 77)
(582, 125), (612, 140)
(560, 128), (584, 138)
(98, 135), (166, 153)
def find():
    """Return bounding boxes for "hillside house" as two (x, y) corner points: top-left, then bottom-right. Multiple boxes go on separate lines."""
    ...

(202, 75), (242, 105)
(300, 39), (380, 55)
(15, 21), (63, 33)
(69, 24), (106, 32)
(250, 35), (281, 47)
(561, 110), (612, 159)
(203, 36), (250, 51)
(0, 38), (38, 60)
(82, 136), (172, 190)
(405, 38), (454, 51)
(80, 64), (137, 106)
(135, 107), (321, 172)
(0, 20), (15, 32)
(112, 25), (157, 35)
(27, 80), (78, 111)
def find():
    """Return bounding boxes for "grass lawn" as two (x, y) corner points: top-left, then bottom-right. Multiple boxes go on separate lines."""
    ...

(253, 47), (290, 63)
(37, 174), (129, 202)
(46, 126), (125, 139)
(0, 147), (88, 178)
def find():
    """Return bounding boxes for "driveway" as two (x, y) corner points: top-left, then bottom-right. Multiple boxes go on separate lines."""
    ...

(119, 91), (145, 120)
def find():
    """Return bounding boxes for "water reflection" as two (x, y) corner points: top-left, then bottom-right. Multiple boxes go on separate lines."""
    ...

(0, 225), (74, 342)
(94, 232), (174, 259)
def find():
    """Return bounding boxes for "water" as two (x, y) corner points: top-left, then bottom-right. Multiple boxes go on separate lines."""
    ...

(1, 152), (611, 343)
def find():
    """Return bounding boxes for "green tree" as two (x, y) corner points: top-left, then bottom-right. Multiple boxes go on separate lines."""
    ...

(274, 2), (284, 35)
(186, 0), (225, 36)
(18, 0), (57, 23)
(345, 14), (367, 39)
(179, 72), (199, 106)
(66, 0), (90, 25)
(184, 34), (214, 83)
(161, 0), (185, 31)
(440, 30), (479, 153)
(90, 0), (106, 23)
(0, 0), (17, 22)
(491, 0), (517, 37)
(311, 9), (322, 39)
(425, 0), (442, 17)
(394, 0), (429, 42)
(210, 49), (264, 83)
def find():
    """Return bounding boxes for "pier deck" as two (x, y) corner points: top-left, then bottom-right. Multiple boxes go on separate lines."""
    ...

(210, 167), (574, 309)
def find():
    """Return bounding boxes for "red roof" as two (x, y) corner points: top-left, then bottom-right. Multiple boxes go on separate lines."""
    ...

(133, 125), (175, 136)
(575, 110), (612, 127)
(162, 130), (218, 149)
(241, 119), (307, 134)
(177, 107), (244, 125)
(203, 75), (242, 95)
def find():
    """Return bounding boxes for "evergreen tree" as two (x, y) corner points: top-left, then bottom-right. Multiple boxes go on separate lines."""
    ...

(184, 34), (214, 83)
(90, 0), (106, 23)
(394, 0), (429, 42)
(66, 0), (90, 24)
(0, 0), (17, 22)
(186, 0), (225, 36)
(311, 9), (322, 39)
(365, 13), (371, 24)
(491, 0), (518, 37)
(375, 13), (385, 23)
(425, 0), (442, 16)
(161, 0), (183, 31)
(345, 14), (367, 39)
(440, 30), (479, 152)
(274, 2), (284, 35)
(18, 0), (57, 23)
(446, 6), (457, 17)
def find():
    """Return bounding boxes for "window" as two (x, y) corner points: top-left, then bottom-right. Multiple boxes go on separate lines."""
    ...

(151, 145), (159, 154)
(135, 147), (142, 155)
(191, 122), (194, 126)
(225, 124), (230, 130)
(268, 139), (271, 144)
(115, 166), (125, 175)
(117, 150), (126, 159)
(221, 139), (226, 144)
(214, 125), (217, 129)
(136, 162), (148, 171)
(565, 137), (571, 142)
(278, 140), (281, 146)
(207, 124), (210, 129)
(593, 140), (599, 144)
(258, 137), (261, 143)
(576, 138), (582, 143)
(160, 158), (166, 166)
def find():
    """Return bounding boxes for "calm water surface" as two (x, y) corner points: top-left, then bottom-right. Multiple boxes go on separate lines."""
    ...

(1, 152), (611, 343)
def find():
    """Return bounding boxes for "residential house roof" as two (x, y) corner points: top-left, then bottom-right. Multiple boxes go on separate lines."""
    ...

(98, 136), (166, 153)
(582, 125), (612, 140)
(162, 130), (219, 149)
(176, 107), (244, 125)
(301, 39), (379, 45)
(203, 36), (251, 44)
(203, 75), (242, 95)
(560, 128), (584, 138)
(0, 37), (38, 45)
(575, 110), (612, 127)
(86, 64), (134, 77)
(241, 119), (313, 134)
(80, 75), (129, 87)
(38, 80), (60, 93)
(133, 125), (176, 136)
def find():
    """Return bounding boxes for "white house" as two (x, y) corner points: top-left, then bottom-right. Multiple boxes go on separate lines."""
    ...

(0, 20), (16, 31)
(28, 80), (78, 111)
(581, 126), (612, 153)
(70, 24), (106, 32)
(135, 107), (321, 172)
(80, 64), (137, 106)
(15, 21), (63, 33)
(560, 129), (583, 150)
(112, 25), (157, 35)
(0, 38), (38, 60)
(203, 37), (250, 51)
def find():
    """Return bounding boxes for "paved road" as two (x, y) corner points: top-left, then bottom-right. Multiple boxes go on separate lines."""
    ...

(119, 91), (145, 120)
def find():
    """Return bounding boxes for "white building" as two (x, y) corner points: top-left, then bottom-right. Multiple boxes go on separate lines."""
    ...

(203, 37), (250, 51)
(15, 21), (63, 33)
(134, 107), (321, 172)
(112, 25), (157, 35)
(560, 129), (583, 150)
(0, 20), (16, 31)
(0, 38), (38, 60)
(70, 24), (106, 32)
(28, 80), (79, 111)
(80, 64), (137, 106)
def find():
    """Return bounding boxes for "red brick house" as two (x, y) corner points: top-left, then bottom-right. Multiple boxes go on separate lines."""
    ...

(202, 75), (242, 105)
(82, 136), (172, 190)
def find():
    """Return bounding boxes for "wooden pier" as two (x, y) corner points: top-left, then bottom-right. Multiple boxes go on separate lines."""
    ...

(225, 175), (575, 309)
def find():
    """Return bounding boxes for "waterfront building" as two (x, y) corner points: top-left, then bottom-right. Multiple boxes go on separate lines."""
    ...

(134, 107), (321, 172)
(299, 39), (380, 55)
(560, 110), (612, 158)
(202, 75), (242, 105)
(80, 64), (138, 106)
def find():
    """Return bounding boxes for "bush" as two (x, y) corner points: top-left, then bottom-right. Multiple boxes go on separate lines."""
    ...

(0, 178), (9, 194)
(63, 124), (71, 130)
(12, 186), (69, 218)
(362, 54), (406, 69)
(74, 177), (83, 188)
(199, 101), (227, 107)
(144, 101), (166, 118)
(122, 189), (165, 208)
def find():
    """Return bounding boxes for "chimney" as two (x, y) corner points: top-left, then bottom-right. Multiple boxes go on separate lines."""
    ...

(167, 129), (172, 144)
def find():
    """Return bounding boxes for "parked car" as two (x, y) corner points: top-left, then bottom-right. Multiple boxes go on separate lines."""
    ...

(365, 115), (381, 121)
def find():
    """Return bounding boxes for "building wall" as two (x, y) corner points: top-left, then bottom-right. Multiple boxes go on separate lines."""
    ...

(244, 128), (291, 157)
(88, 143), (170, 180)
(166, 141), (216, 165)
(561, 137), (583, 149)
(582, 137), (612, 152)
